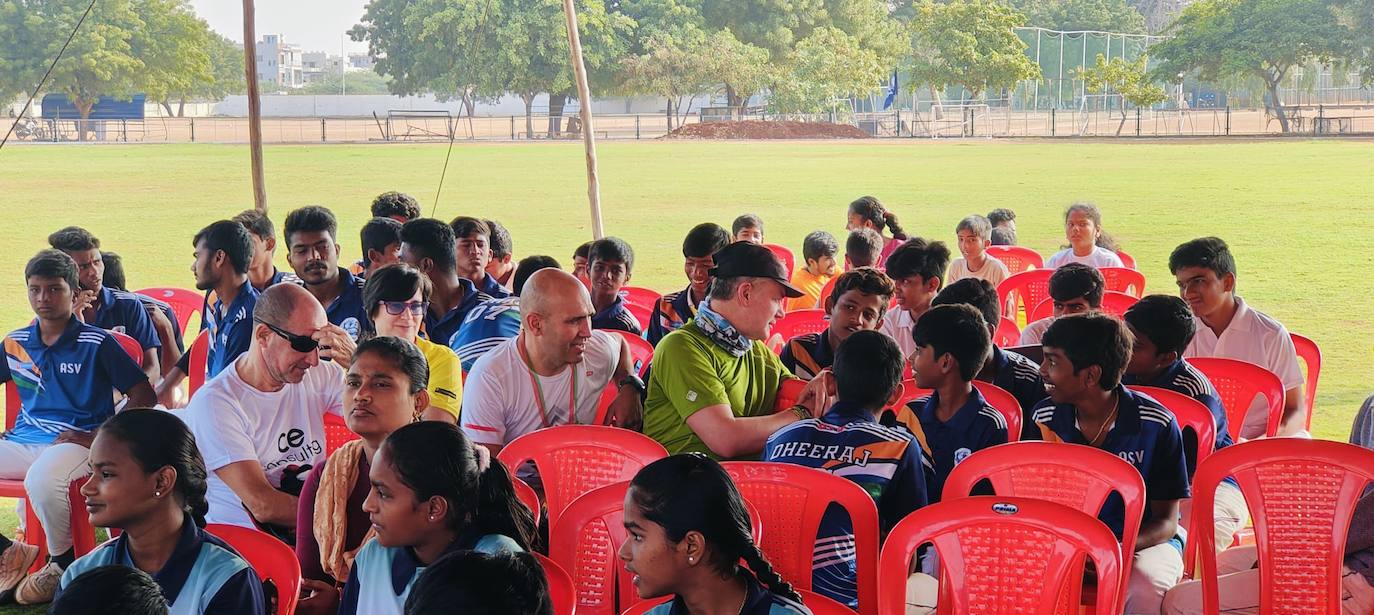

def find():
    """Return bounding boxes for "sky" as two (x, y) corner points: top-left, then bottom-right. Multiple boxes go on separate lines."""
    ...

(189, 0), (371, 54)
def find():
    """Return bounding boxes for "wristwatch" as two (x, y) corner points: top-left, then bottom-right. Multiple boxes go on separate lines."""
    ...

(617, 374), (646, 394)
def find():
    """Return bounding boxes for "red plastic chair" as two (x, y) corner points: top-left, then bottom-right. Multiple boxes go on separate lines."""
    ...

(1188, 357), (1284, 440)
(971, 381), (1023, 442)
(773, 378), (807, 411)
(622, 589), (852, 615)
(623, 301), (655, 335)
(1291, 333), (1321, 430)
(607, 330), (653, 378)
(187, 330), (210, 396)
(721, 462), (881, 615)
(896, 380), (934, 410)
(551, 481), (764, 615)
(497, 425), (667, 529)
(1029, 291), (1138, 323)
(534, 552), (577, 615)
(513, 475), (542, 528)
(764, 243), (795, 275)
(940, 441), (1145, 615)
(135, 286), (203, 334)
(994, 317), (1021, 347)
(206, 523), (302, 615)
(815, 275), (840, 311)
(1098, 267), (1146, 297)
(1128, 386), (1217, 473)
(1115, 250), (1137, 270)
(997, 269), (1053, 326)
(618, 286), (663, 311)
(110, 330), (144, 366)
(1185, 438), (1374, 614)
(879, 496), (1122, 615)
(767, 309), (827, 354)
(322, 413), (361, 456)
(986, 245), (1045, 275)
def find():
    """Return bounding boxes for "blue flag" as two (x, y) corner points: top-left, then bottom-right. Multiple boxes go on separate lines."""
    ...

(882, 70), (899, 110)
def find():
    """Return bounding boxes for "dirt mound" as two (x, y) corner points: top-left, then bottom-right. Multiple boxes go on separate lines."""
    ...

(665, 120), (870, 139)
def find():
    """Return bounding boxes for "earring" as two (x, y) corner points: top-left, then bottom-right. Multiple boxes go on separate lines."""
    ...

(428, 515), (435, 522)
(154, 491), (161, 497)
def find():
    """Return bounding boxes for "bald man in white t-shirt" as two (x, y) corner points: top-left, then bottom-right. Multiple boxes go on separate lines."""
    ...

(1171, 238), (1305, 437)
(460, 269), (642, 455)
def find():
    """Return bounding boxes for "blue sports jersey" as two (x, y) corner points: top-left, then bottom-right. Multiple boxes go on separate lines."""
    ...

(986, 346), (1048, 441)
(646, 286), (697, 346)
(338, 531), (522, 615)
(591, 295), (642, 335)
(58, 514), (265, 615)
(304, 267), (369, 340)
(779, 330), (836, 381)
(1122, 358), (1234, 479)
(475, 272), (512, 299)
(764, 402), (928, 607)
(423, 278), (494, 350)
(447, 296), (520, 372)
(92, 286), (161, 352)
(1032, 387), (1191, 540)
(897, 387), (1009, 502)
(0, 317), (147, 444)
(133, 293), (185, 353)
(646, 570), (813, 615)
(203, 281), (260, 379)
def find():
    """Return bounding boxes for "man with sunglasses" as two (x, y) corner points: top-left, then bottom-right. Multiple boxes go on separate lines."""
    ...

(183, 284), (346, 538)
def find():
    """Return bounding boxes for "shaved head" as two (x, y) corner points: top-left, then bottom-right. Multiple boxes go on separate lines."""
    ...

(254, 283), (326, 332)
(520, 268), (588, 318)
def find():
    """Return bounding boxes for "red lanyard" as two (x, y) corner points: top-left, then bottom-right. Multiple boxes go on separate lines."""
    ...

(517, 335), (579, 429)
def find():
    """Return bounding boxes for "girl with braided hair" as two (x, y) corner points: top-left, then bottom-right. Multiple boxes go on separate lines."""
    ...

(56, 408), (266, 614)
(620, 454), (812, 615)
(847, 196), (909, 268)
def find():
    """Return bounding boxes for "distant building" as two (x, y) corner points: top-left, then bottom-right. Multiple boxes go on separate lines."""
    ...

(256, 35), (303, 89)
(348, 52), (374, 71)
(302, 51), (329, 84)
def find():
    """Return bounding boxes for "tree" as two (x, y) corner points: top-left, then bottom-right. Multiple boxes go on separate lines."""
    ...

(1149, 0), (1350, 132)
(618, 28), (716, 129)
(770, 26), (890, 114)
(1076, 54), (1167, 133)
(1011, 0), (1147, 33)
(906, 0), (1043, 101)
(293, 70), (391, 95)
(138, 0), (213, 117)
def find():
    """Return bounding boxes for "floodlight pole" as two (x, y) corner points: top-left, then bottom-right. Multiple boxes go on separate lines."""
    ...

(562, 0), (604, 239)
(242, 0), (268, 213)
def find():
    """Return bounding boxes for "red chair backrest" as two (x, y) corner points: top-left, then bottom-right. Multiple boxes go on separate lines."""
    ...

(534, 553), (577, 615)
(1188, 357), (1284, 440)
(1187, 439), (1374, 614)
(498, 425), (667, 529)
(618, 286), (662, 311)
(623, 589), (850, 615)
(985, 246), (1044, 275)
(815, 275), (840, 311)
(187, 330), (210, 396)
(941, 441), (1144, 614)
(767, 309), (827, 354)
(1098, 267), (1146, 297)
(764, 243), (796, 275)
(1115, 250), (1137, 270)
(110, 330), (144, 366)
(1029, 290), (1138, 322)
(994, 318), (1020, 347)
(5, 380), (19, 431)
(513, 475), (542, 527)
(970, 381), (1022, 442)
(135, 286), (203, 334)
(773, 378), (807, 411)
(721, 462), (881, 615)
(1291, 332), (1321, 430)
(322, 413), (361, 456)
(896, 380), (934, 411)
(1128, 386), (1217, 473)
(551, 481), (764, 615)
(997, 270), (1053, 325)
(205, 523), (301, 615)
(878, 495), (1122, 615)
(606, 330), (653, 378)
(623, 301), (655, 335)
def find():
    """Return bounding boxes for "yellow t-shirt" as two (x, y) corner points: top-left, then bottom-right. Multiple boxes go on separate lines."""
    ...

(415, 336), (463, 420)
(786, 268), (833, 311)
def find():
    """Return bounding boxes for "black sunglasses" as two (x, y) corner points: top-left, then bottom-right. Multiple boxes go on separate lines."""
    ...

(255, 318), (319, 353)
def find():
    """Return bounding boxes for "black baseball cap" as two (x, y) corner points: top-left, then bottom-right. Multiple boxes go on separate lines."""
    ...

(709, 242), (805, 298)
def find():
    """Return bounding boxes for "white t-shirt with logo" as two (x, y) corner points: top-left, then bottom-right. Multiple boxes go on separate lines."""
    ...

(182, 357), (345, 527)
(460, 331), (619, 447)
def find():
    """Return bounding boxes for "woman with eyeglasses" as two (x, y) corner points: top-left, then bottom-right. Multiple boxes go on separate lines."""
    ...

(362, 264), (463, 423)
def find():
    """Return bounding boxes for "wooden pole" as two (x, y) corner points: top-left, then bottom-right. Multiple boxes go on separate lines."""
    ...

(561, 0), (604, 239)
(241, 0), (268, 212)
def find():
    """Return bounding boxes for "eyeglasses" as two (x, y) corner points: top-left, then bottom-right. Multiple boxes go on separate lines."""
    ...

(255, 318), (319, 353)
(380, 300), (428, 317)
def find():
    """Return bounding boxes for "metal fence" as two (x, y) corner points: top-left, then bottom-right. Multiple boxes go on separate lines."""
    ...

(8, 106), (1374, 144)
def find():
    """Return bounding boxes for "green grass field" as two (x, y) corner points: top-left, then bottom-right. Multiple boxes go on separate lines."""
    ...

(0, 138), (1370, 611)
